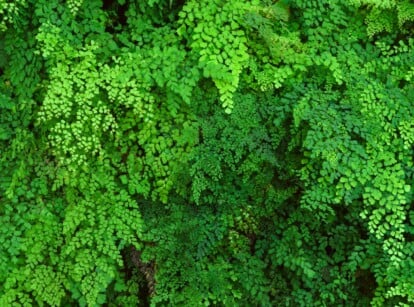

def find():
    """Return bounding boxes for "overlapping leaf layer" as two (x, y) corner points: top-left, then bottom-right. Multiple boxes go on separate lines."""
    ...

(1, 0), (413, 305)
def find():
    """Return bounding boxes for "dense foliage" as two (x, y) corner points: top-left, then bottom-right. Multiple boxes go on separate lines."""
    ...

(1, 0), (414, 305)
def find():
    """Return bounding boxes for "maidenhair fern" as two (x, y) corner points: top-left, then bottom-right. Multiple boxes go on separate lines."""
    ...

(1, 0), (413, 306)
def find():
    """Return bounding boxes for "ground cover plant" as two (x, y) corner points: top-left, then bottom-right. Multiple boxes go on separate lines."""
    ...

(1, 0), (414, 306)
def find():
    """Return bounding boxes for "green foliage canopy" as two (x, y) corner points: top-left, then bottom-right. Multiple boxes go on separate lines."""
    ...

(0, 0), (414, 306)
